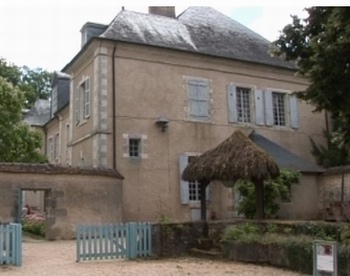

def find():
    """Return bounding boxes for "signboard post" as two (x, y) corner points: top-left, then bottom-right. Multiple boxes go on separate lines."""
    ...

(313, 240), (337, 276)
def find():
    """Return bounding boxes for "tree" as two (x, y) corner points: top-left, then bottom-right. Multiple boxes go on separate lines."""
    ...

(0, 76), (47, 163)
(236, 169), (300, 219)
(310, 117), (350, 168)
(0, 57), (53, 108)
(272, 7), (350, 148)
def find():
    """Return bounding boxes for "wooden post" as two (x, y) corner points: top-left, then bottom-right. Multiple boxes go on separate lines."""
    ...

(200, 182), (208, 221)
(200, 182), (209, 237)
(255, 180), (265, 220)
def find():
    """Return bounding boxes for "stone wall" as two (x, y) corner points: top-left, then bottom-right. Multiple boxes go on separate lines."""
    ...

(0, 163), (123, 240)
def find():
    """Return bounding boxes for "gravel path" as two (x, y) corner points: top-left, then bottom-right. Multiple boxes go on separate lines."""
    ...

(1, 238), (308, 276)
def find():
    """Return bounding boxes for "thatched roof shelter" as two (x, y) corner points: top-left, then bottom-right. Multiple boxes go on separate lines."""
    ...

(182, 130), (280, 183)
(182, 130), (280, 220)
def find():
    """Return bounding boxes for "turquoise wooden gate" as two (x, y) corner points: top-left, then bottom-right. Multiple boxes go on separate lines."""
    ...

(0, 223), (22, 266)
(76, 222), (152, 262)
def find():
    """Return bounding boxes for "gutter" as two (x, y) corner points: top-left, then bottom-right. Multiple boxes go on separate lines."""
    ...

(112, 43), (117, 169)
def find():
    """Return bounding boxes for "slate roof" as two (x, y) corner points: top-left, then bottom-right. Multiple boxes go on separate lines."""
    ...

(99, 6), (295, 69)
(249, 131), (325, 173)
(23, 99), (51, 127)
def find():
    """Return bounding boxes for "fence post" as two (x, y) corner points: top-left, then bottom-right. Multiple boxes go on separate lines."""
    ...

(128, 222), (137, 260)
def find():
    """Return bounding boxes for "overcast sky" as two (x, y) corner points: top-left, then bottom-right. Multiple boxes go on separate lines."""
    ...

(0, 1), (342, 72)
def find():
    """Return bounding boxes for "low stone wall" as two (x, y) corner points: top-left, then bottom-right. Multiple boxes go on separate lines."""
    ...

(151, 220), (239, 257)
(0, 163), (123, 240)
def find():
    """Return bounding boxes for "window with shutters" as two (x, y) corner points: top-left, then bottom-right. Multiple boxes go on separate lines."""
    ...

(272, 92), (286, 126)
(75, 77), (90, 125)
(179, 154), (210, 204)
(187, 78), (210, 121)
(227, 84), (254, 124)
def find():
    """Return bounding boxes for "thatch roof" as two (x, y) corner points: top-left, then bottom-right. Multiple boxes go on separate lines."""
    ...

(182, 130), (280, 183)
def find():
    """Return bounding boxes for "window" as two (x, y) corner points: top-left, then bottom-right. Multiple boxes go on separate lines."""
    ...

(236, 87), (251, 123)
(188, 156), (201, 202)
(264, 90), (298, 129)
(48, 137), (54, 162)
(227, 84), (253, 124)
(187, 78), (210, 121)
(54, 133), (59, 159)
(129, 138), (141, 158)
(179, 154), (210, 204)
(272, 92), (286, 126)
(122, 134), (148, 159)
(75, 77), (90, 124)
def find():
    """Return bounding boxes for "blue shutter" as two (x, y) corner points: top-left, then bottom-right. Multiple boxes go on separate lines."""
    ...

(264, 90), (274, 126)
(188, 80), (209, 119)
(227, 84), (237, 123)
(254, 89), (264, 126)
(290, 94), (299, 129)
(179, 154), (189, 204)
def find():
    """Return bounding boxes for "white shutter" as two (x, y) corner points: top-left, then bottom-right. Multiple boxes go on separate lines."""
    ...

(227, 84), (237, 123)
(289, 94), (299, 129)
(264, 90), (274, 126)
(179, 154), (189, 204)
(188, 80), (209, 119)
(254, 89), (264, 126)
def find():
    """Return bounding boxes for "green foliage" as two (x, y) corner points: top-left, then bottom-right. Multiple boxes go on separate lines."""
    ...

(22, 215), (45, 237)
(272, 7), (350, 149)
(0, 57), (53, 108)
(310, 117), (350, 167)
(236, 169), (300, 219)
(221, 223), (260, 243)
(0, 76), (47, 163)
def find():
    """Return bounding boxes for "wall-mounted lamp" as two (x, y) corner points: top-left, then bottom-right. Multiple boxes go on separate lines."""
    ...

(155, 116), (169, 132)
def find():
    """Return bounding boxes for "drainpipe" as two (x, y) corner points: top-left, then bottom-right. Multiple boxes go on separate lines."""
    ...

(112, 43), (117, 169)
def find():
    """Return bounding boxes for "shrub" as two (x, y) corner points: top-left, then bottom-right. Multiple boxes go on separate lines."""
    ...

(22, 212), (46, 237)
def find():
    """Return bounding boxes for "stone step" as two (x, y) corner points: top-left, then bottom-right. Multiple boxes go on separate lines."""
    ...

(189, 248), (223, 259)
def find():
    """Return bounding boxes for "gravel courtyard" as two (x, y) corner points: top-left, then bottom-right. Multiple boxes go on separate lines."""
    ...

(1, 237), (308, 276)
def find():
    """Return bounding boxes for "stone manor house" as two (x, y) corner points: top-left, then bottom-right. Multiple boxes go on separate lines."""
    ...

(24, 6), (327, 222)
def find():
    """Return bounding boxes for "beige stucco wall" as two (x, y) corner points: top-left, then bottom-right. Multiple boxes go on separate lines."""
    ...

(45, 106), (70, 165)
(64, 40), (327, 222)
(321, 167), (350, 208)
(278, 174), (322, 220)
(0, 164), (123, 240)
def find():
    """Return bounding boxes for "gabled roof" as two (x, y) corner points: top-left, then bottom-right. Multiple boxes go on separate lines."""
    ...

(249, 131), (325, 173)
(99, 7), (295, 70)
(23, 99), (51, 127)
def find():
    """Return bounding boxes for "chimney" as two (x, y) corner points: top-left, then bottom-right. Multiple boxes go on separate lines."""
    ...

(80, 22), (108, 48)
(148, 6), (176, 18)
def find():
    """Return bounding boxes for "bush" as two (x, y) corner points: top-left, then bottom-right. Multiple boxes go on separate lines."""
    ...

(22, 212), (46, 237)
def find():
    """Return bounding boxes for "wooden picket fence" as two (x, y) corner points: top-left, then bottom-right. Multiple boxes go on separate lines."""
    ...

(0, 223), (22, 266)
(76, 222), (152, 262)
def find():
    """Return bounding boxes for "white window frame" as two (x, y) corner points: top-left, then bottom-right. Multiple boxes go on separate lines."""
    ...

(236, 86), (252, 123)
(272, 92), (286, 127)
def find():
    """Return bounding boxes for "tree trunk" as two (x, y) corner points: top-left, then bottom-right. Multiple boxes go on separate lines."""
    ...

(254, 180), (265, 220)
